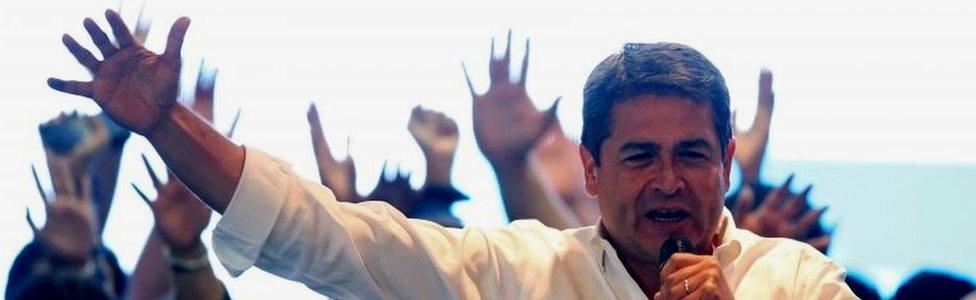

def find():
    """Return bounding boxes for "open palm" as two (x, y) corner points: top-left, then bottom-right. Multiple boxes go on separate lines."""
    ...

(48, 10), (190, 136)
(464, 32), (559, 166)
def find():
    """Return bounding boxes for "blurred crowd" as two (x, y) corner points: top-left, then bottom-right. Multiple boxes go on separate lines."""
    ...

(6, 3), (975, 300)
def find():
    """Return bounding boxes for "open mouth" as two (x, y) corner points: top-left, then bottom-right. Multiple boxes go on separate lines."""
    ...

(645, 209), (689, 223)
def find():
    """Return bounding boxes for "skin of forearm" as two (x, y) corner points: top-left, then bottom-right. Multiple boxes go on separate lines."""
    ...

(739, 164), (761, 187)
(171, 241), (225, 300)
(491, 158), (582, 229)
(92, 149), (123, 235)
(423, 150), (454, 186)
(146, 104), (244, 214)
(126, 233), (175, 299)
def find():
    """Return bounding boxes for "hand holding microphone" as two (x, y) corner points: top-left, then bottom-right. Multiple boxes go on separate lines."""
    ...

(655, 236), (734, 300)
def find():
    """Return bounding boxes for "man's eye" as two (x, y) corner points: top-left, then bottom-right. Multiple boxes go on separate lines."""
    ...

(681, 152), (707, 161)
(623, 154), (653, 166)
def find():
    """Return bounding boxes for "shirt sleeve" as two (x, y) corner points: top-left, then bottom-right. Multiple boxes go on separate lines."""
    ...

(794, 249), (859, 300)
(211, 147), (488, 299)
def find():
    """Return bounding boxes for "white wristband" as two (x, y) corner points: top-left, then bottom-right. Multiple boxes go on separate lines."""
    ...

(162, 245), (210, 273)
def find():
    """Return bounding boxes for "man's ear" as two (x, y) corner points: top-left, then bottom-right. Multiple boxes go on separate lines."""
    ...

(723, 138), (736, 188)
(580, 145), (599, 197)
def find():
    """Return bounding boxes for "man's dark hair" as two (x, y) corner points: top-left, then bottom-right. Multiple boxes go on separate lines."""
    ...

(581, 43), (731, 165)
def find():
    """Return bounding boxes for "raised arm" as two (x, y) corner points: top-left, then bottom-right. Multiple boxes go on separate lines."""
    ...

(734, 69), (775, 186)
(408, 105), (459, 187)
(131, 155), (226, 300)
(533, 120), (600, 225)
(306, 103), (360, 202)
(406, 106), (468, 226)
(89, 115), (130, 234)
(37, 112), (123, 235)
(47, 10), (241, 213)
(464, 32), (580, 229)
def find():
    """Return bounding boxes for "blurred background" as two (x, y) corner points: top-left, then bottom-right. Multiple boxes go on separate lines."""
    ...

(2, 0), (975, 298)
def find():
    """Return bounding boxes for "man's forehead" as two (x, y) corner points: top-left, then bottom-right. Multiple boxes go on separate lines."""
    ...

(606, 95), (717, 145)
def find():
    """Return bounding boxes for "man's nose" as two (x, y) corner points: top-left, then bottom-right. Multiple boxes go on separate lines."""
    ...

(649, 161), (685, 197)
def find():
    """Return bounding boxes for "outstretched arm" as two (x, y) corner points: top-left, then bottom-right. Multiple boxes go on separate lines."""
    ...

(128, 68), (230, 300)
(48, 10), (241, 213)
(464, 32), (580, 229)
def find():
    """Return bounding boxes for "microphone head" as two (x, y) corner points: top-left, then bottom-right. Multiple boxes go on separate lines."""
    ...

(659, 236), (696, 266)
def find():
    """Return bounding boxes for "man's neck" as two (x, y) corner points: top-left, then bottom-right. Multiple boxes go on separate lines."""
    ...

(618, 252), (662, 296)
(599, 225), (663, 296)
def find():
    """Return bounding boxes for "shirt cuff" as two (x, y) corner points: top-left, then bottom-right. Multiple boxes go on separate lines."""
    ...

(212, 146), (290, 276)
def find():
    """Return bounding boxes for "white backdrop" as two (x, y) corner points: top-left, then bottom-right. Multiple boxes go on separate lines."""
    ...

(2, 0), (975, 298)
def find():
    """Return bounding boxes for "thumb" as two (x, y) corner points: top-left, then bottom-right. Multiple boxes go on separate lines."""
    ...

(533, 97), (561, 143)
(163, 17), (191, 59)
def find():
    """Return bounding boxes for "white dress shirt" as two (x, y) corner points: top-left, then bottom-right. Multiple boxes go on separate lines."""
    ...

(212, 147), (857, 299)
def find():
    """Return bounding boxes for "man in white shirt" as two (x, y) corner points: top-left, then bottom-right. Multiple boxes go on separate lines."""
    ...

(48, 12), (856, 299)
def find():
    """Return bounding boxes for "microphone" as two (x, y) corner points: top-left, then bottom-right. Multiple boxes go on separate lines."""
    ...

(659, 236), (696, 268)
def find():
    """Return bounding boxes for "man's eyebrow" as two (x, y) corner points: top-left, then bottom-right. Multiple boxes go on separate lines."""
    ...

(620, 142), (659, 153)
(676, 139), (714, 151)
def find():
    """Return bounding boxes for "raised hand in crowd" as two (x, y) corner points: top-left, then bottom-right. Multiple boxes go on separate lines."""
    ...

(131, 155), (226, 300)
(27, 163), (97, 269)
(307, 103), (360, 202)
(733, 176), (832, 253)
(189, 61), (241, 132)
(734, 69), (774, 186)
(406, 106), (468, 227)
(408, 105), (459, 187)
(308, 103), (467, 227)
(465, 32), (579, 228)
(188, 61), (242, 133)
(534, 117), (599, 225)
(465, 32), (559, 167)
(7, 162), (125, 299)
(39, 113), (109, 190)
(133, 155), (212, 262)
(38, 111), (128, 235)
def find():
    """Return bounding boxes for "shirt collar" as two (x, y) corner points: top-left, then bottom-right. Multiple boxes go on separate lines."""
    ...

(714, 208), (742, 267)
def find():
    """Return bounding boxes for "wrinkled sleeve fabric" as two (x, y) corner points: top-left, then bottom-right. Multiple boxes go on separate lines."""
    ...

(211, 147), (484, 299)
(794, 249), (859, 300)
